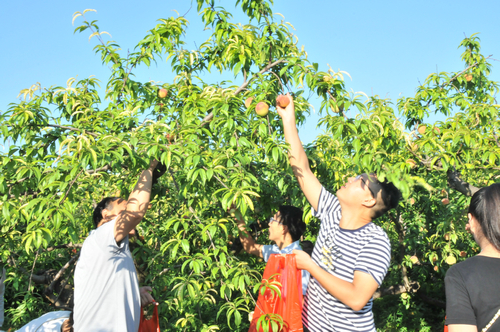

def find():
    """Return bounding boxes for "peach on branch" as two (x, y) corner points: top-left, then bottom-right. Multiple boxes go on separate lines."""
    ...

(446, 255), (457, 265)
(158, 88), (168, 98)
(410, 255), (419, 264)
(245, 97), (253, 108)
(406, 159), (417, 168)
(465, 74), (473, 82)
(418, 125), (427, 135)
(255, 102), (269, 117)
(276, 95), (290, 108)
(441, 198), (450, 205)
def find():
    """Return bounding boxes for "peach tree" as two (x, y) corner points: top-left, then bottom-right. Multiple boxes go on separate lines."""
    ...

(1, 0), (499, 330)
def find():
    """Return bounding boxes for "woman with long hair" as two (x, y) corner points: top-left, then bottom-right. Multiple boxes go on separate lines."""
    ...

(445, 183), (500, 331)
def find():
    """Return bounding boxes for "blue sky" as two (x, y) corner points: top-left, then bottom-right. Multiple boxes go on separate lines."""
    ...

(2, 0), (500, 146)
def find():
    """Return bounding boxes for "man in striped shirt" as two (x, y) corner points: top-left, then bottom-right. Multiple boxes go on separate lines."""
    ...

(277, 94), (401, 332)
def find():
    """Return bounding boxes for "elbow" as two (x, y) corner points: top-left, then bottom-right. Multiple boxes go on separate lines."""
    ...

(347, 299), (369, 312)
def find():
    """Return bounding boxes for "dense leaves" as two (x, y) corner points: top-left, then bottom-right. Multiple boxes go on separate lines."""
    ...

(1, 1), (499, 331)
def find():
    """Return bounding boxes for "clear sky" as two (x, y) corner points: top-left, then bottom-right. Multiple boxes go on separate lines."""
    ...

(2, 0), (500, 146)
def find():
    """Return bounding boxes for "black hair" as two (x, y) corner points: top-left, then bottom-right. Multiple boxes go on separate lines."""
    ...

(373, 180), (402, 219)
(278, 205), (306, 242)
(92, 197), (121, 228)
(468, 183), (500, 251)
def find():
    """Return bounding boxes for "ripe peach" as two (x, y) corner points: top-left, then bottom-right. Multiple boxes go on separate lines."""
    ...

(434, 266), (439, 272)
(245, 97), (253, 108)
(410, 255), (418, 264)
(465, 74), (473, 82)
(441, 198), (450, 205)
(158, 88), (168, 98)
(406, 159), (417, 168)
(276, 95), (290, 108)
(446, 255), (457, 265)
(418, 125), (426, 135)
(255, 102), (269, 117)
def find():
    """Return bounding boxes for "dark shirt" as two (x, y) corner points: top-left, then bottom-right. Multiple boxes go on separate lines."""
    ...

(445, 255), (500, 330)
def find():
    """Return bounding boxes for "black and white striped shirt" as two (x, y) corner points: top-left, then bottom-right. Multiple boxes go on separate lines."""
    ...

(302, 187), (391, 332)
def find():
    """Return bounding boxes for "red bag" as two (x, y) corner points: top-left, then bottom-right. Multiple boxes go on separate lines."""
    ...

(249, 254), (303, 332)
(139, 305), (160, 332)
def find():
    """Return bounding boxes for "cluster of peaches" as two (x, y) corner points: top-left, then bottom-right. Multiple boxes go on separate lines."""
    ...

(244, 95), (290, 117)
(157, 88), (290, 118)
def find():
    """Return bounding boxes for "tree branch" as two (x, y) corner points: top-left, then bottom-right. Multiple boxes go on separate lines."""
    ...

(391, 209), (411, 291)
(200, 59), (286, 125)
(447, 169), (480, 197)
(48, 254), (79, 293)
(44, 243), (83, 252)
(44, 124), (99, 138)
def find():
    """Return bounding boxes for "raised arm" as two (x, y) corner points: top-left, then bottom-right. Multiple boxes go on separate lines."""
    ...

(277, 94), (322, 211)
(114, 160), (158, 243)
(232, 210), (263, 258)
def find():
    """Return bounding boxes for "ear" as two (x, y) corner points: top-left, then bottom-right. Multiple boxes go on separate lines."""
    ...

(101, 208), (110, 219)
(361, 197), (377, 208)
(467, 213), (479, 234)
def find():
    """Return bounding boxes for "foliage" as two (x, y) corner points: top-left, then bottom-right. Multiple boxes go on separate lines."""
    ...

(1, 0), (499, 331)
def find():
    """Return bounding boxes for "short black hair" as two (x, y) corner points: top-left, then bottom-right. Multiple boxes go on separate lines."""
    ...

(372, 179), (402, 219)
(278, 205), (306, 242)
(468, 183), (500, 251)
(92, 197), (121, 228)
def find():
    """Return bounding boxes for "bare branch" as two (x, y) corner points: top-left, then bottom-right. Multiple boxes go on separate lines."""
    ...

(59, 169), (84, 205)
(48, 254), (79, 292)
(447, 170), (480, 197)
(44, 243), (83, 252)
(86, 164), (111, 175)
(44, 124), (99, 138)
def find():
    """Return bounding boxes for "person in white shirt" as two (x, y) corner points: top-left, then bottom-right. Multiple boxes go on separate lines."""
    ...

(16, 311), (71, 332)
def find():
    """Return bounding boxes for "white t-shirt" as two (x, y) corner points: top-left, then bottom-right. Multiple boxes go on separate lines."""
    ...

(74, 218), (140, 332)
(16, 311), (70, 332)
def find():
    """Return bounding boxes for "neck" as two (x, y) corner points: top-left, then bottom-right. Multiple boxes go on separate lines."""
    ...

(479, 241), (500, 258)
(339, 204), (372, 230)
(276, 237), (294, 250)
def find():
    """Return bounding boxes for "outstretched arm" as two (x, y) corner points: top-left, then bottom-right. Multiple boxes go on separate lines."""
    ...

(114, 160), (158, 243)
(232, 210), (263, 258)
(277, 94), (322, 211)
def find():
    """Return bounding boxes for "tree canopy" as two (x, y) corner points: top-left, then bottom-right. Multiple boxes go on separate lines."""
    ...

(1, 0), (499, 330)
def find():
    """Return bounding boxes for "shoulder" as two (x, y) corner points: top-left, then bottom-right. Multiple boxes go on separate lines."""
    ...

(447, 256), (500, 279)
(363, 223), (390, 245)
(262, 244), (281, 262)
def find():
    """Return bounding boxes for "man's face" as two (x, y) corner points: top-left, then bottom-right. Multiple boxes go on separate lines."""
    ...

(337, 173), (379, 208)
